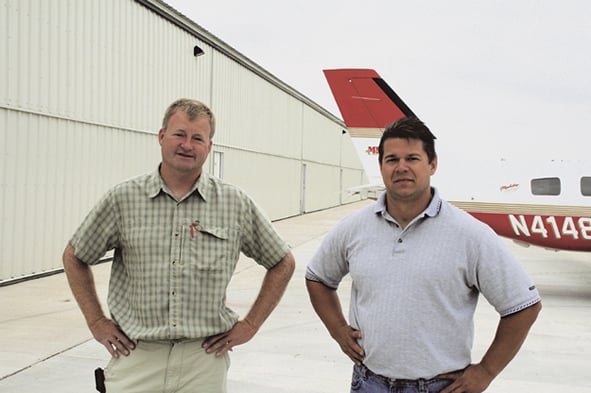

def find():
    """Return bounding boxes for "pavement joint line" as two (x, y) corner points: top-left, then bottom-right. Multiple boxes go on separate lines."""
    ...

(0, 338), (93, 381)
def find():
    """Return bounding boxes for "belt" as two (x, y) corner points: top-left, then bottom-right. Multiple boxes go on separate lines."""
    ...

(358, 364), (465, 386)
(140, 338), (204, 345)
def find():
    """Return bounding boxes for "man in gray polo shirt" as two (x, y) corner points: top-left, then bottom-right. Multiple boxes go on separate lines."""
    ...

(306, 117), (541, 393)
(63, 98), (295, 393)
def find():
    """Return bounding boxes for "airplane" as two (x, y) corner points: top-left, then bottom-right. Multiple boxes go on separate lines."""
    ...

(323, 68), (591, 252)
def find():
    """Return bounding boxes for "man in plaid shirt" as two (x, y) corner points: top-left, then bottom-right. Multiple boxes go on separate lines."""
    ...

(63, 98), (295, 393)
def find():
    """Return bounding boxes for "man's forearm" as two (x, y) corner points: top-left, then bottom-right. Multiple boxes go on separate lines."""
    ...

(62, 243), (106, 327)
(305, 279), (348, 337)
(306, 278), (365, 364)
(244, 252), (295, 329)
(479, 301), (542, 377)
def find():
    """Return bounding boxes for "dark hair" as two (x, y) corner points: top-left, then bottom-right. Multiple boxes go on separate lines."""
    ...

(378, 117), (437, 164)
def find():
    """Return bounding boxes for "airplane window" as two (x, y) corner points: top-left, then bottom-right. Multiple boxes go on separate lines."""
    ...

(581, 177), (591, 196)
(531, 177), (560, 196)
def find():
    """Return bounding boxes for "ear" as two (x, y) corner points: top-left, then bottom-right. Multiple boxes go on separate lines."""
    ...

(430, 156), (438, 175)
(158, 129), (165, 145)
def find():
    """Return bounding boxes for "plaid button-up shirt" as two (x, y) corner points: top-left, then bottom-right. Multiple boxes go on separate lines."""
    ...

(71, 167), (290, 340)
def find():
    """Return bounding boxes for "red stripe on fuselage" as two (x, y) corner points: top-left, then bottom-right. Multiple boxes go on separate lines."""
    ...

(470, 212), (591, 251)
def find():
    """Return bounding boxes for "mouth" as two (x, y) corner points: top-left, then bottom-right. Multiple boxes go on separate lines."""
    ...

(393, 178), (414, 184)
(176, 152), (195, 159)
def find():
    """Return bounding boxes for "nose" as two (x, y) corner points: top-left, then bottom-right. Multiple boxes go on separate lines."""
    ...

(179, 136), (193, 150)
(394, 159), (410, 172)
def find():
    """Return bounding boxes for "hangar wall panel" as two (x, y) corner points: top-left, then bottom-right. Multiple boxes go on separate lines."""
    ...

(302, 163), (341, 212)
(215, 147), (301, 220)
(0, 0), (367, 283)
(210, 54), (303, 159)
(300, 105), (366, 206)
(0, 0), (214, 133)
(0, 108), (159, 281)
(301, 109), (342, 165)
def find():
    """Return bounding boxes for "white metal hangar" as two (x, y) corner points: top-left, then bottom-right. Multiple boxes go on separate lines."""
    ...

(0, 0), (367, 284)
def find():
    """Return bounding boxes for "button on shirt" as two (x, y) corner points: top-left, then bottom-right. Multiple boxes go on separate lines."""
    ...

(71, 168), (290, 340)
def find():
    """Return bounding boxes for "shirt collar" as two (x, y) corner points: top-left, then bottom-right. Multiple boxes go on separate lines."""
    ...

(424, 187), (443, 217)
(374, 187), (443, 219)
(146, 165), (208, 201)
(146, 167), (164, 198)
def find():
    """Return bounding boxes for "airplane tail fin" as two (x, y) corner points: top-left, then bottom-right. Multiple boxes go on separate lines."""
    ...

(323, 69), (417, 138)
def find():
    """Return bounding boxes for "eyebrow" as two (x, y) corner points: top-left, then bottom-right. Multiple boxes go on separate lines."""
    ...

(384, 152), (422, 159)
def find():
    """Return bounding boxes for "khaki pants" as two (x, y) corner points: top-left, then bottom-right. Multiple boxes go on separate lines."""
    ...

(104, 339), (230, 393)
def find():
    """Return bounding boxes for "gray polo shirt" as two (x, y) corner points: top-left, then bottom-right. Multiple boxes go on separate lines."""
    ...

(71, 168), (290, 340)
(306, 189), (540, 379)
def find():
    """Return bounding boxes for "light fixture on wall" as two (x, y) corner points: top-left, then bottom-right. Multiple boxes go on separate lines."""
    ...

(194, 45), (204, 57)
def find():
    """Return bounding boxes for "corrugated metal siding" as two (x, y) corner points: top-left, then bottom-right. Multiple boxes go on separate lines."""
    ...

(302, 109), (342, 165)
(303, 163), (342, 212)
(211, 54), (303, 159)
(0, 107), (159, 282)
(220, 149), (301, 219)
(1, 0), (214, 132)
(0, 0), (366, 283)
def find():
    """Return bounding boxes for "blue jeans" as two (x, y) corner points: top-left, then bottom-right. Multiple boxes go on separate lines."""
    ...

(350, 364), (454, 393)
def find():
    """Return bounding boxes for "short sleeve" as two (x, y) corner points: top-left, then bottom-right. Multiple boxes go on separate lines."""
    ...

(70, 189), (120, 265)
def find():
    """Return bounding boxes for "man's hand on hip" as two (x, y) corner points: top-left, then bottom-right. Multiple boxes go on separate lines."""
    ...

(90, 317), (136, 358)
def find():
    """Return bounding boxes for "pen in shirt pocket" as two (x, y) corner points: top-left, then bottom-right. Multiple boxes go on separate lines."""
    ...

(190, 220), (201, 239)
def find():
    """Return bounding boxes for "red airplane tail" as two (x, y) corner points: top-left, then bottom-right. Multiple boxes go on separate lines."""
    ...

(323, 69), (417, 136)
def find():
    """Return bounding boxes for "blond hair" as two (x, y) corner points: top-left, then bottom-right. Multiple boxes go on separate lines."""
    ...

(161, 98), (216, 138)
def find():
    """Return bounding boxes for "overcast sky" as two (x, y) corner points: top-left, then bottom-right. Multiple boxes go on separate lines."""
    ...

(166, 0), (591, 161)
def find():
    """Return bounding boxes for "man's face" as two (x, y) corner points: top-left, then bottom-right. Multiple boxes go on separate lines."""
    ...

(379, 137), (437, 203)
(158, 110), (212, 176)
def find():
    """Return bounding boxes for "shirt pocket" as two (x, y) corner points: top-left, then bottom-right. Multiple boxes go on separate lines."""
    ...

(190, 224), (240, 271)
